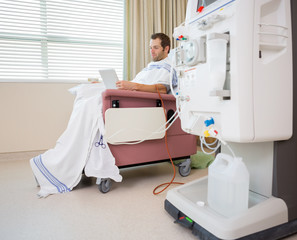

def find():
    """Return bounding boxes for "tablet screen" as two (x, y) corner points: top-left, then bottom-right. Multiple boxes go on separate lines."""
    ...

(99, 68), (119, 89)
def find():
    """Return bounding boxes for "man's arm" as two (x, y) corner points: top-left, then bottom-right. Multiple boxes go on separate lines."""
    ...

(116, 80), (167, 94)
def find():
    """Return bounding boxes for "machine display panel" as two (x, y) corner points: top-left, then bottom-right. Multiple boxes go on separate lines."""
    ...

(196, 0), (217, 11)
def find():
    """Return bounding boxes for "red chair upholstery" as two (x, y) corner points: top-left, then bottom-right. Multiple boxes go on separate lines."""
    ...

(102, 89), (197, 167)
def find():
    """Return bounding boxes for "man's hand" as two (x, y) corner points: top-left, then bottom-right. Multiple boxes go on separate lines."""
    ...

(116, 80), (137, 91)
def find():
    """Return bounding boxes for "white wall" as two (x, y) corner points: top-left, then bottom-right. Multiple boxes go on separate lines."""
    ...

(0, 83), (76, 153)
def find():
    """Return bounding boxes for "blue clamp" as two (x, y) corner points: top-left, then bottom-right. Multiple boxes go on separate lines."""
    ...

(204, 117), (214, 127)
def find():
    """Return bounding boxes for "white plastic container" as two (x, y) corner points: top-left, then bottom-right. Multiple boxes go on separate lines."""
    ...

(207, 153), (249, 218)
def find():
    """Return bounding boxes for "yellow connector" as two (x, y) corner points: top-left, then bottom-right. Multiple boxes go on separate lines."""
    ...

(204, 130), (210, 137)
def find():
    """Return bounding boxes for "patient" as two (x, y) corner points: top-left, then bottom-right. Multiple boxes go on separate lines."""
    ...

(30, 33), (176, 198)
(116, 32), (176, 94)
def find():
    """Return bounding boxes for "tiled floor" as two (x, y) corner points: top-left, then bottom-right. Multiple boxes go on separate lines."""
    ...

(0, 152), (297, 240)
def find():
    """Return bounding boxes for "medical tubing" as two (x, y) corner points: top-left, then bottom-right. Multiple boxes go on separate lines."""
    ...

(204, 138), (219, 146)
(225, 143), (237, 158)
(210, 136), (237, 158)
(154, 111), (179, 133)
(106, 111), (177, 143)
(153, 85), (184, 195)
(200, 135), (221, 155)
(105, 128), (126, 143)
(106, 110), (179, 145)
(169, 50), (184, 120)
(154, 110), (178, 133)
(169, 54), (177, 98)
(201, 137), (219, 150)
(173, 93), (186, 125)
(199, 135), (237, 158)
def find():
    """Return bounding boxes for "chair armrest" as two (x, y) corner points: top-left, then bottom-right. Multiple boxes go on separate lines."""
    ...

(102, 89), (176, 102)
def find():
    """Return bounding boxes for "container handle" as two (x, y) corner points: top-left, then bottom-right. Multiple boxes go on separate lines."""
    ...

(213, 153), (234, 167)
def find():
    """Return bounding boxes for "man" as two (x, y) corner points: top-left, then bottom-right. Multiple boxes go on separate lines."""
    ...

(116, 33), (176, 94)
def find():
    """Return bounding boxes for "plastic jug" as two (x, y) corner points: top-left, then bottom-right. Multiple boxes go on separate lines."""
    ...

(207, 153), (249, 218)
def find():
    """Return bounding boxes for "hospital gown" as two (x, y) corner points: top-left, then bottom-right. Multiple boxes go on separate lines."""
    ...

(132, 57), (177, 92)
(30, 56), (177, 198)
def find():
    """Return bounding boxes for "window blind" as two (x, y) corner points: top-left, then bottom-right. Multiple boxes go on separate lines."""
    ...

(0, 0), (124, 82)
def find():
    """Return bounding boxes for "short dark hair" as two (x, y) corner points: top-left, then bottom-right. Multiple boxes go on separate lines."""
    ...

(151, 33), (171, 53)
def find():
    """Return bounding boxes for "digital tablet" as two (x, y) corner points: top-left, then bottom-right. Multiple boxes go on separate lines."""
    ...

(99, 68), (119, 89)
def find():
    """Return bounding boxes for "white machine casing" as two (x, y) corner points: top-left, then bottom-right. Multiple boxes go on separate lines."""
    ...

(166, 0), (294, 238)
(175, 0), (292, 143)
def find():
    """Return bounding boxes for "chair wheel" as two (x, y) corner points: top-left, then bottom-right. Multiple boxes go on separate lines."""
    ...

(98, 178), (112, 193)
(178, 158), (191, 177)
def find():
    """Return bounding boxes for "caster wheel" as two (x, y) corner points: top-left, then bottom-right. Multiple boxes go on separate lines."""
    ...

(98, 178), (112, 193)
(178, 158), (191, 177)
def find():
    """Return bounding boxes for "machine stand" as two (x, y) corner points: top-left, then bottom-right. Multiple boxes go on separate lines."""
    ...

(165, 199), (297, 240)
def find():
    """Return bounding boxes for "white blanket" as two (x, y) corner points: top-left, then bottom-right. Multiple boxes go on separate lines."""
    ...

(30, 84), (122, 198)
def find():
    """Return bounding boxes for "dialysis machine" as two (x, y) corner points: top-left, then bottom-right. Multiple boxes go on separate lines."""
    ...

(165, 0), (297, 239)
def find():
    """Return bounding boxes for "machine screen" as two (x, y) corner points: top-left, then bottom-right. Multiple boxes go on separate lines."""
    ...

(197, 0), (217, 11)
